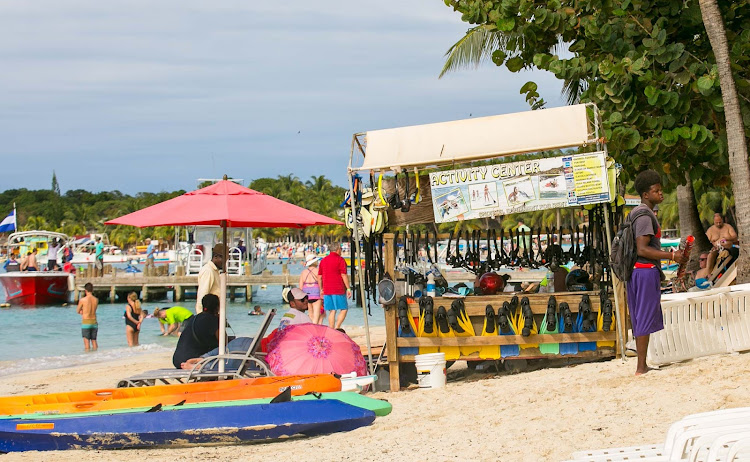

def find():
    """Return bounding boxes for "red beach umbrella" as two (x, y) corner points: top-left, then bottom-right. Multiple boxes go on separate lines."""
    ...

(267, 324), (367, 377)
(104, 179), (342, 229)
(105, 177), (342, 368)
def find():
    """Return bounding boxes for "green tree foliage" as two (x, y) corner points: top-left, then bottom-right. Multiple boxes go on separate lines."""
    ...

(443, 0), (750, 190)
(0, 175), (346, 248)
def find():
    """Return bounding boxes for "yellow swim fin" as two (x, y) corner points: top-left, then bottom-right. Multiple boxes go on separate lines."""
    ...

(597, 297), (615, 348)
(478, 305), (500, 360)
(516, 296), (538, 350)
(418, 296), (439, 354)
(436, 305), (460, 360)
(450, 299), (478, 356)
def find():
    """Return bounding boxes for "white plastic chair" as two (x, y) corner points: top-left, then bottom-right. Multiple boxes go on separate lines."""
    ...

(648, 292), (729, 366)
(186, 247), (203, 275)
(226, 246), (242, 275)
(722, 289), (750, 353)
(700, 430), (750, 462)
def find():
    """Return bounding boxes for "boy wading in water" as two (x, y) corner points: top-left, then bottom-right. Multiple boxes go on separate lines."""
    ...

(77, 282), (99, 351)
(628, 170), (687, 375)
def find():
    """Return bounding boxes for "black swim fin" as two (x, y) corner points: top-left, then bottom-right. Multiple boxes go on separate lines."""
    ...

(447, 303), (464, 333)
(509, 295), (519, 318)
(521, 296), (533, 337)
(483, 305), (496, 335)
(601, 297), (613, 332)
(559, 302), (574, 333)
(421, 296), (435, 334)
(498, 301), (512, 334)
(546, 296), (557, 332)
(436, 306), (450, 334)
(579, 294), (592, 331)
(398, 295), (412, 335)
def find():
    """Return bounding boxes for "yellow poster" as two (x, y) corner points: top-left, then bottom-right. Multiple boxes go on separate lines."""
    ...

(571, 154), (607, 197)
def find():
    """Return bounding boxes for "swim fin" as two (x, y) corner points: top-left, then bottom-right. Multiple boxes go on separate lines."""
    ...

(577, 295), (596, 352)
(417, 296), (439, 354)
(452, 299), (478, 356)
(517, 296), (538, 350)
(539, 296), (559, 355)
(478, 305), (500, 360)
(397, 295), (418, 356)
(496, 301), (519, 358)
(436, 305), (460, 360)
(597, 296), (615, 348)
(558, 302), (578, 355)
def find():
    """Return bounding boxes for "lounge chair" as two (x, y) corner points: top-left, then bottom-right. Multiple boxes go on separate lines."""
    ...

(566, 407), (750, 462)
(117, 309), (276, 387)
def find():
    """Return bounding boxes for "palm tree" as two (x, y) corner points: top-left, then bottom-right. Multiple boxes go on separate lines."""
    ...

(698, 0), (750, 282)
(439, 26), (579, 104)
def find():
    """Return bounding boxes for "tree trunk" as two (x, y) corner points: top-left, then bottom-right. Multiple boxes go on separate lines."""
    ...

(676, 173), (712, 273)
(699, 0), (750, 283)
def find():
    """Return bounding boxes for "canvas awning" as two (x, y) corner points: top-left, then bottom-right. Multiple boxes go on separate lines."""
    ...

(353, 103), (596, 172)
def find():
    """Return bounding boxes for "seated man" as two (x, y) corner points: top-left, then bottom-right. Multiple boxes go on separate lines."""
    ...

(706, 213), (739, 270)
(179, 288), (312, 369)
(154, 306), (194, 336)
(172, 294), (220, 369)
(278, 288), (312, 329)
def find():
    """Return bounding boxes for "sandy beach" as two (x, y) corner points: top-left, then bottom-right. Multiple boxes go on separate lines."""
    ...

(2, 337), (749, 461)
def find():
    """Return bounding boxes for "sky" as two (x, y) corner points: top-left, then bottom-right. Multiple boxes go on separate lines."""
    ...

(0, 1), (564, 194)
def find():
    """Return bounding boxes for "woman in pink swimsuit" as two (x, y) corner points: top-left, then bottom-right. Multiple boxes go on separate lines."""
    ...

(299, 255), (324, 324)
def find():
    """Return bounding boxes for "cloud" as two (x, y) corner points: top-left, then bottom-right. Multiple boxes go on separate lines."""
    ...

(0, 0), (564, 194)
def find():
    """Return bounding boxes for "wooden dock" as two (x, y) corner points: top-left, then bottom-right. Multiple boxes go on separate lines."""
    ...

(75, 272), (298, 303)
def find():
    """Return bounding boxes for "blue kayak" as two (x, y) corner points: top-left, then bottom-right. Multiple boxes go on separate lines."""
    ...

(0, 400), (375, 452)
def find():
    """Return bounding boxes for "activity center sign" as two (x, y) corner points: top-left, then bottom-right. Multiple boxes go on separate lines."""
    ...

(429, 151), (611, 223)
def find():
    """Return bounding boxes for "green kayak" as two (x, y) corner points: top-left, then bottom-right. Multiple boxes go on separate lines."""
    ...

(1, 391), (392, 419)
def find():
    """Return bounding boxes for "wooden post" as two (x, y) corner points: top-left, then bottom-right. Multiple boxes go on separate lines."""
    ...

(382, 233), (400, 392)
(110, 286), (116, 303)
(612, 275), (628, 360)
(174, 285), (183, 302)
(142, 286), (149, 302)
(245, 285), (253, 302)
(230, 287), (236, 302)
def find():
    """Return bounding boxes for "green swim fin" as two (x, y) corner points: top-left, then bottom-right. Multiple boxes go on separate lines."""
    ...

(478, 305), (500, 360)
(539, 295), (559, 355)
(451, 299), (478, 356)
(436, 305), (460, 360)
(418, 296), (439, 354)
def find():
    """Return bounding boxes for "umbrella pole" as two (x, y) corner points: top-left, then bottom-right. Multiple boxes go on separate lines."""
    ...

(219, 220), (228, 373)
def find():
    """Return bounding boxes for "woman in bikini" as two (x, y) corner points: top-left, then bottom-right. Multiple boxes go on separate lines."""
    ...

(299, 255), (324, 324)
(125, 292), (144, 347)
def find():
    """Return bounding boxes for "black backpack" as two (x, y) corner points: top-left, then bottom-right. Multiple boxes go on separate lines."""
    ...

(610, 206), (658, 282)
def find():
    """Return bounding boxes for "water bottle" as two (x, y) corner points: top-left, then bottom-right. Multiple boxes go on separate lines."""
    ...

(426, 273), (436, 297)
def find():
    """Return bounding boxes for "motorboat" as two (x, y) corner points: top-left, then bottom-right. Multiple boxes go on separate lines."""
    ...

(0, 231), (73, 306)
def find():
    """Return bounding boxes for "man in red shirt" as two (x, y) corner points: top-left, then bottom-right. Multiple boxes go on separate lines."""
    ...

(319, 242), (351, 329)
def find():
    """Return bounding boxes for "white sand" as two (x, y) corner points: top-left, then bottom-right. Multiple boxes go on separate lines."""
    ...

(2, 344), (749, 461)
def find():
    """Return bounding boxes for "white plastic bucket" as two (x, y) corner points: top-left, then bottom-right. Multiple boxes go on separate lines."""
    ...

(414, 352), (446, 389)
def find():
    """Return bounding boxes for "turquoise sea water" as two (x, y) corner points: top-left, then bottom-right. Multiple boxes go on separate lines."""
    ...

(0, 262), (386, 376)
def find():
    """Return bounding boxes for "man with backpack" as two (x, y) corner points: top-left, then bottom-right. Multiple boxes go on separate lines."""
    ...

(627, 170), (687, 375)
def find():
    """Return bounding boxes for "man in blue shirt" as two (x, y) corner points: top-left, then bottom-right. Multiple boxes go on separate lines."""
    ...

(145, 238), (155, 273)
(95, 237), (104, 277)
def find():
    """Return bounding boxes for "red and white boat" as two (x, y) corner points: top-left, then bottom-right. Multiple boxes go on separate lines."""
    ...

(0, 231), (72, 306)
(0, 271), (70, 306)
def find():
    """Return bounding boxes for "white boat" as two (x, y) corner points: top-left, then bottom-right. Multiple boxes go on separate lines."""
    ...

(0, 231), (73, 306)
